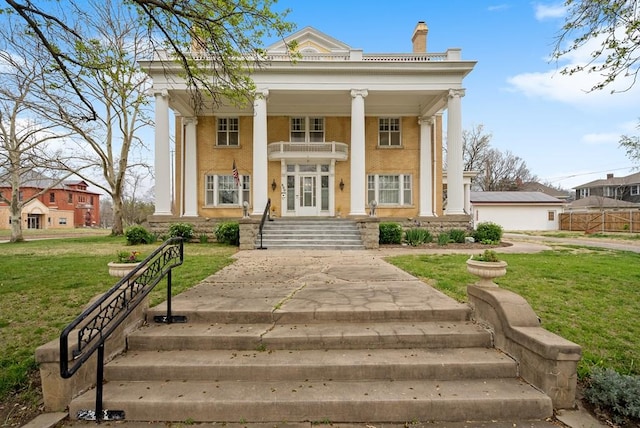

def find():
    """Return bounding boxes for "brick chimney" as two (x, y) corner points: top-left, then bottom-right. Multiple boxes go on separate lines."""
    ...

(607, 173), (614, 179)
(412, 21), (428, 53)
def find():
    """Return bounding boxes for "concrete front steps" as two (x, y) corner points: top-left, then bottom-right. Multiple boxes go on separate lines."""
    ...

(256, 218), (365, 250)
(67, 303), (554, 424)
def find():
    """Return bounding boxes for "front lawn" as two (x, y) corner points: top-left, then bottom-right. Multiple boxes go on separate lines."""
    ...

(386, 247), (640, 377)
(0, 236), (236, 402)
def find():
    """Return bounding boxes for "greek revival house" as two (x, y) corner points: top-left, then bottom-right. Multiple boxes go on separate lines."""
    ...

(143, 22), (476, 240)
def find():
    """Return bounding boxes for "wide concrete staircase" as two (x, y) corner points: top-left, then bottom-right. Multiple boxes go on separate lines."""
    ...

(256, 218), (365, 250)
(68, 294), (553, 423)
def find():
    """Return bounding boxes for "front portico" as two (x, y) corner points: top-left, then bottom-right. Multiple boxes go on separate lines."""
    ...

(143, 23), (476, 231)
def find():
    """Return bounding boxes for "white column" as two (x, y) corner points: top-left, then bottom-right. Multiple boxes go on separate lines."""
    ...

(252, 89), (269, 215)
(153, 89), (172, 215)
(182, 117), (198, 217)
(464, 181), (471, 214)
(445, 89), (465, 215)
(419, 116), (435, 217)
(350, 89), (368, 216)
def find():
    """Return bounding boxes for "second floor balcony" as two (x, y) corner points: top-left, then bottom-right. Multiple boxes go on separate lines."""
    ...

(267, 142), (349, 161)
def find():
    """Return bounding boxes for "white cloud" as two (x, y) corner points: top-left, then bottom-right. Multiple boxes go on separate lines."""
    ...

(534, 3), (566, 20)
(488, 4), (510, 12)
(506, 67), (640, 108)
(581, 132), (621, 145)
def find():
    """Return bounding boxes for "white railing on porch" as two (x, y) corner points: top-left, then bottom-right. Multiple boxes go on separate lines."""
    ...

(267, 142), (349, 161)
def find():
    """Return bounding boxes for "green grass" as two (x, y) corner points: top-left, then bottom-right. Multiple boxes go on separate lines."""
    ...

(0, 236), (236, 399)
(386, 248), (640, 377)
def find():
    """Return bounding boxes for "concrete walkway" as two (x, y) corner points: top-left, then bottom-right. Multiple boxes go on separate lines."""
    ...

(29, 238), (606, 428)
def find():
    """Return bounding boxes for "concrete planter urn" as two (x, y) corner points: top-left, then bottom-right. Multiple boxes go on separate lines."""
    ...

(466, 258), (507, 287)
(107, 262), (142, 278)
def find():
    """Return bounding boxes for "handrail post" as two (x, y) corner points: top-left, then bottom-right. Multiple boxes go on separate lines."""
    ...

(166, 270), (172, 324)
(95, 343), (104, 422)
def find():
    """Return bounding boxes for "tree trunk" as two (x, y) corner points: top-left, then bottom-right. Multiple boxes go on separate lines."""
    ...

(111, 194), (124, 235)
(10, 207), (24, 243)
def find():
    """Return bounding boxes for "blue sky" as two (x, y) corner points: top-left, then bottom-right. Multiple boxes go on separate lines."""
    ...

(267, 0), (640, 190)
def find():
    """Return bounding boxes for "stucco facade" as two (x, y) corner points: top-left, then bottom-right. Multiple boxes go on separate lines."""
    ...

(142, 23), (475, 226)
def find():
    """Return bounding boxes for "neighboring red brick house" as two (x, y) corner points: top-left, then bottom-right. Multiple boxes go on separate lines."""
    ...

(0, 179), (101, 230)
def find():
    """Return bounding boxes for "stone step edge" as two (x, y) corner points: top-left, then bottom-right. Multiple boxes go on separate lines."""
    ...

(105, 347), (517, 381)
(143, 308), (473, 324)
(126, 321), (492, 351)
(68, 378), (553, 423)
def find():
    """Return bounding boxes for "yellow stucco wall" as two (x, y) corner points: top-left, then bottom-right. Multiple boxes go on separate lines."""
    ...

(174, 114), (443, 219)
(0, 206), (75, 230)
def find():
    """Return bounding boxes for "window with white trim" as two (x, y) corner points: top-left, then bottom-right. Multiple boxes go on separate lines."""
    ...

(378, 118), (401, 146)
(367, 174), (412, 205)
(603, 186), (616, 197)
(217, 117), (239, 146)
(631, 185), (640, 196)
(205, 174), (250, 206)
(290, 117), (324, 142)
(578, 188), (590, 198)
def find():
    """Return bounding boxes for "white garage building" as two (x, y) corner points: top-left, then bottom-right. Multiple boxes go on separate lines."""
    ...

(470, 191), (565, 231)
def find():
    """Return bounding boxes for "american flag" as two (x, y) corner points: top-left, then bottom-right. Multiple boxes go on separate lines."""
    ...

(232, 160), (240, 187)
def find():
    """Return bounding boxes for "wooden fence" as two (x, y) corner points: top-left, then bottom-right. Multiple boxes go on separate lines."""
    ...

(559, 211), (640, 233)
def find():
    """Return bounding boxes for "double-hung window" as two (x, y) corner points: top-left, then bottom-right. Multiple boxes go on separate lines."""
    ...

(290, 117), (324, 142)
(367, 174), (412, 206)
(378, 118), (401, 146)
(578, 188), (590, 198)
(205, 174), (250, 206)
(217, 117), (239, 146)
(631, 185), (640, 196)
(603, 186), (616, 197)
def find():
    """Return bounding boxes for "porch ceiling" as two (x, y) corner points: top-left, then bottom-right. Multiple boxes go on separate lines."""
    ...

(168, 89), (448, 118)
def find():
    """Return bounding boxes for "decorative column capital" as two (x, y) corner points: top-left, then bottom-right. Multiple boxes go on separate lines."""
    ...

(448, 88), (466, 99)
(350, 89), (368, 99)
(255, 89), (269, 100)
(418, 116), (435, 126)
(183, 117), (198, 126)
(153, 89), (169, 98)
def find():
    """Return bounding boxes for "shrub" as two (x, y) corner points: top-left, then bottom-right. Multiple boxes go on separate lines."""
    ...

(215, 222), (240, 246)
(168, 223), (195, 240)
(199, 234), (209, 244)
(473, 222), (503, 244)
(471, 249), (500, 262)
(125, 225), (154, 245)
(379, 222), (402, 245)
(584, 367), (640, 425)
(449, 228), (467, 244)
(437, 232), (450, 246)
(404, 228), (432, 246)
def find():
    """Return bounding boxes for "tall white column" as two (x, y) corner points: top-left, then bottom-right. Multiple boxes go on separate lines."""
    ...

(464, 181), (471, 214)
(252, 89), (269, 215)
(182, 117), (198, 217)
(350, 89), (368, 216)
(445, 89), (465, 215)
(153, 89), (172, 215)
(419, 116), (435, 217)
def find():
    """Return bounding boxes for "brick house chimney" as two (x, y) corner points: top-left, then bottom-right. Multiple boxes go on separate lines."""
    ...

(607, 173), (614, 179)
(412, 21), (428, 53)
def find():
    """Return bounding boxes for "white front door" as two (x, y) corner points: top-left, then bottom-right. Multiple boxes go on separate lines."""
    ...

(282, 163), (333, 217)
(298, 175), (317, 216)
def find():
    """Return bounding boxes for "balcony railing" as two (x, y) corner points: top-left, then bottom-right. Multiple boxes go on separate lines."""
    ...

(267, 142), (349, 161)
(153, 49), (460, 63)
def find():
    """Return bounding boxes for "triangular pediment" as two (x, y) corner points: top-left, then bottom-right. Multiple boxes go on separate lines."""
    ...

(266, 26), (352, 54)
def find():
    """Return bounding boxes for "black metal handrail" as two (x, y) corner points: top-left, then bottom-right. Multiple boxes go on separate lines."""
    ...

(59, 237), (184, 421)
(257, 198), (271, 249)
